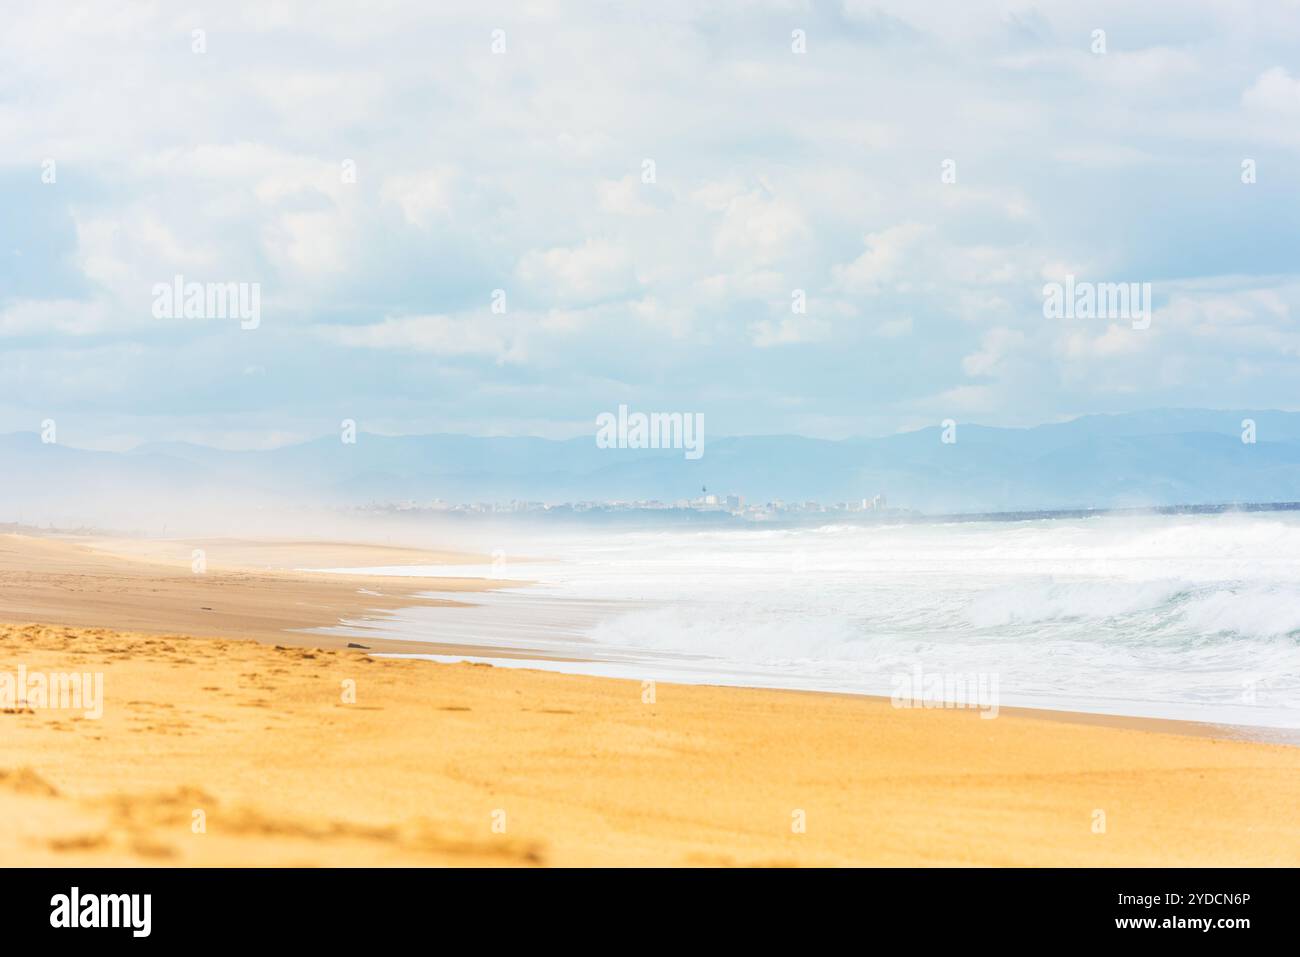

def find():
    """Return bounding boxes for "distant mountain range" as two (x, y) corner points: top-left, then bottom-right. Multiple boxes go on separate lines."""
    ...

(4, 409), (1300, 525)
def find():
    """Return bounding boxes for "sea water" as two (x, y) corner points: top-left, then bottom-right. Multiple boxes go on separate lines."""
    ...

(312, 512), (1300, 730)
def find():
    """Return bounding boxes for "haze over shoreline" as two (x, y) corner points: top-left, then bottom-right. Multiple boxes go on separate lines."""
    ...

(6, 408), (1300, 527)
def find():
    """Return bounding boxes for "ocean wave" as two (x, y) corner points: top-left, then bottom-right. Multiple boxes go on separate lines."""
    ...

(347, 512), (1300, 721)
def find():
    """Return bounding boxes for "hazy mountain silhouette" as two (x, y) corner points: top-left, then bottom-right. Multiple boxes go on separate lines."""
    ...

(3, 410), (1298, 522)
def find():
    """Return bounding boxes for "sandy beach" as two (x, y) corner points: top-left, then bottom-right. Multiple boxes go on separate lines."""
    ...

(0, 531), (546, 659)
(2, 532), (1299, 866)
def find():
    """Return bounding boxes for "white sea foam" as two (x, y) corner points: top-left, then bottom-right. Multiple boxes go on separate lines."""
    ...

(311, 513), (1300, 728)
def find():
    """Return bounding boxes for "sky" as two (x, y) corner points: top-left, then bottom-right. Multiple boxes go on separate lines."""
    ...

(3, 0), (1300, 450)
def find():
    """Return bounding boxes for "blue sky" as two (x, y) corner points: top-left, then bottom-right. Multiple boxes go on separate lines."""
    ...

(3, 1), (1300, 450)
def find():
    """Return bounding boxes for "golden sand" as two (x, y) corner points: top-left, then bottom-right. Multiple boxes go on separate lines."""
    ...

(1, 533), (1298, 866)
(0, 532), (541, 658)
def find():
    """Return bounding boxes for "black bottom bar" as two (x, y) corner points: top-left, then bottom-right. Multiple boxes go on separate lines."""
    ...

(0, 867), (1289, 944)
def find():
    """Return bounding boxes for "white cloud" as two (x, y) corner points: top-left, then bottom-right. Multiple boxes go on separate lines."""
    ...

(516, 238), (637, 303)
(1243, 67), (1300, 114)
(382, 169), (456, 228)
(702, 182), (810, 267)
(962, 327), (1026, 377)
(629, 298), (694, 339)
(322, 314), (521, 362)
(261, 210), (350, 278)
(598, 175), (664, 217)
(750, 316), (832, 348)
(832, 224), (931, 292)
(0, 299), (115, 337)
(3, 0), (1300, 440)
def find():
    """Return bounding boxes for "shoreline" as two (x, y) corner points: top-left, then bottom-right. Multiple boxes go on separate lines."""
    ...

(380, 649), (1300, 747)
(0, 532), (542, 659)
(2, 531), (1298, 865)
(3, 531), (1293, 743)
